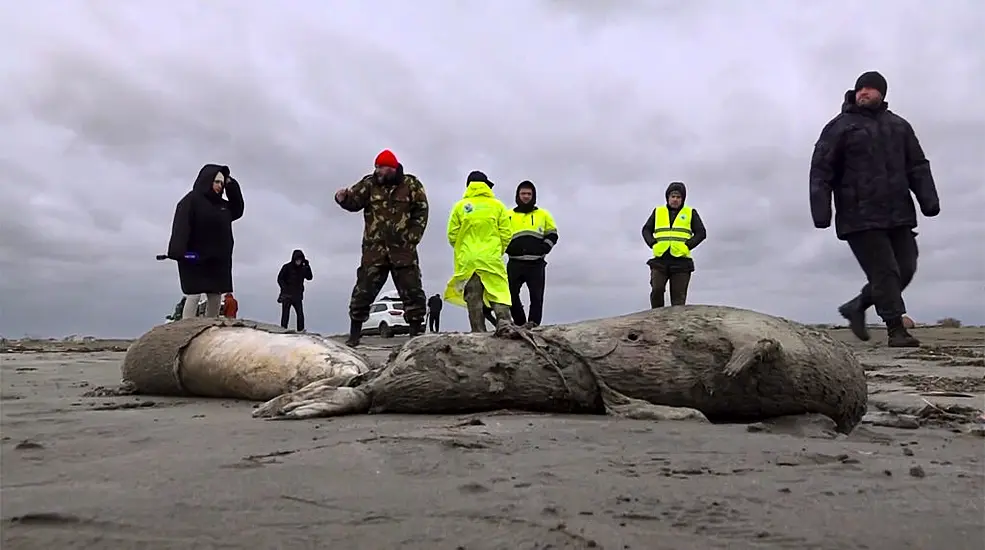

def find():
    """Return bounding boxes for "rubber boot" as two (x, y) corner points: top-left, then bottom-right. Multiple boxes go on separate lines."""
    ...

(464, 275), (488, 333)
(492, 303), (513, 331)
(838, 298), (870, 341)
(344, 320), (362, 348)
(886, 317), (920, 348)
(466, 301), (487, 332)
(408, 322), (424, 337)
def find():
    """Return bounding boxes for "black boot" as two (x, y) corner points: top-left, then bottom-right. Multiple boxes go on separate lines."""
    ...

(838, 299), (870, 341)
(408, 322), (423, 337)
(886, 317), (920, 348)
(345, 320), (362, 348)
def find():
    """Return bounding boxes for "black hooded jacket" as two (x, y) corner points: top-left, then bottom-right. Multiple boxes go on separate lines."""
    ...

(504, 180), (559, 261)
(641, 182), (706, 272)
(809, 90), (940, 240)
(167, 164), (245, 294)
(277, 249), (313, 300)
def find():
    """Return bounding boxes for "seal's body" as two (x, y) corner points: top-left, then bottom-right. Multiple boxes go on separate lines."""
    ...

(254, 305), (868, 433)
(122, 318), (370, 401)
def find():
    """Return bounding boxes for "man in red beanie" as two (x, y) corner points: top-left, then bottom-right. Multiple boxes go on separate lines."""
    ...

(335, 149), (429, 347)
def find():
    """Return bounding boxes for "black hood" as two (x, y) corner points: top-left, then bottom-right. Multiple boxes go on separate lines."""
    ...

(193, 164), (230, 200)
(291, 249), (305, 262)
(514, 180), (538, 213)
(665, 181), (687, 205)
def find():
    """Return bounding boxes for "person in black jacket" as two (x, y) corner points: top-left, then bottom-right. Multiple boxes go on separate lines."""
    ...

(277, 249), (313, 332)
(167, 164), (245, 320)
(641, 181), (707, 307)
(426, 294), (442, 333)
(810, 71), (940, 348)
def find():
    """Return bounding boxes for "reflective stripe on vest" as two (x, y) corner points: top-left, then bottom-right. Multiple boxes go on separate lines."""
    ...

(508, 209), (553, 261)
(652, 205), (693, 258)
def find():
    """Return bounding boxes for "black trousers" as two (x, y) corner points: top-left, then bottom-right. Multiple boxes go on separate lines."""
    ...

(280, 298), (305, 331)
(508, 260), (546, 326)
(428, 311), (441, 333)
(846, 227), (918, 322)
(649, 267), (691, 308)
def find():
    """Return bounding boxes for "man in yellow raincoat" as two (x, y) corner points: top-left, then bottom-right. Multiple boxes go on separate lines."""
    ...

(444, 171), (514, 332)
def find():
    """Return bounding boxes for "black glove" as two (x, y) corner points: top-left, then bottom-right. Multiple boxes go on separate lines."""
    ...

(921, 203), (940, 217)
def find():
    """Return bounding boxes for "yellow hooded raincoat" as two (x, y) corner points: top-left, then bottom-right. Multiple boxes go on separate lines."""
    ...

(444, 182), (513, 308)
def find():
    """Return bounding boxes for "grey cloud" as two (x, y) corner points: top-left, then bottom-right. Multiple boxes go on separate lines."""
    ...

(1, 1), (983, 338)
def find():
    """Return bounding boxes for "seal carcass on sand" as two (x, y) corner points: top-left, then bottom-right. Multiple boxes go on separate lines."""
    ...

(254, 305), (868, 433)
(121, 318), (371, 401)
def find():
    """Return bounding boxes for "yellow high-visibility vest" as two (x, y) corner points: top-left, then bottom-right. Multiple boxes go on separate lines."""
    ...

(508, 208), (558, 261)
(652, 205), (693, 258)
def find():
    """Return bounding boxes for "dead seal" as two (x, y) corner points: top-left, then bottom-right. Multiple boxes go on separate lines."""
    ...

(120, 318), (370, 401)
(254, 305), (868, 433)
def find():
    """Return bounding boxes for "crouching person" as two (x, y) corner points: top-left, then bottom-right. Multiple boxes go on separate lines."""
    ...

(444, 171), (513, 332)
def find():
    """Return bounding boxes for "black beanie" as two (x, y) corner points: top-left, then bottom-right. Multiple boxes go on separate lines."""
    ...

(854, 71), (887, 98)
(466, 170), (493, 188)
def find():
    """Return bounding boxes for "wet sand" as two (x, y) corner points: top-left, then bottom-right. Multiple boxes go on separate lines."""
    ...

(2, 327), (984, 549)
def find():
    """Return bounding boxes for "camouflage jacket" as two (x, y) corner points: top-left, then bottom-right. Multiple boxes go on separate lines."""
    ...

(339, 172), (429, 267)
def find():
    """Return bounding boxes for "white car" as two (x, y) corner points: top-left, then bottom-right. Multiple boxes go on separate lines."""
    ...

(362, 298), (409, 338)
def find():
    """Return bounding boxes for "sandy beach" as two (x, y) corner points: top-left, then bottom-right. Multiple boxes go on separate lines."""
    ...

(2, 326), (983, 549)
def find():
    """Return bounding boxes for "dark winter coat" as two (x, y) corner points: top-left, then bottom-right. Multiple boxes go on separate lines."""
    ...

(427, 294), (443, 314)
(642, 182), (707, 273)
(277, 249), (313, 301)
(810, 90), (940, 240)
(167, 164), (245, 295)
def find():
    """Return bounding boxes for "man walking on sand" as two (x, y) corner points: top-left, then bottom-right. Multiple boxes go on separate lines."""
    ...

(810, 71), (940, 348)
(336, 149), (429, 347)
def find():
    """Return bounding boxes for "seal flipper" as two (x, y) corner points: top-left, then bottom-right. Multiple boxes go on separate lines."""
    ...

(599, 383), (708, 422)
(253, 380), (370, 419)
(723, 338), (783, 378)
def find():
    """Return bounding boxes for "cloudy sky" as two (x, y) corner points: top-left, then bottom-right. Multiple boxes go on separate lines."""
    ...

(1, 0), (982, 338)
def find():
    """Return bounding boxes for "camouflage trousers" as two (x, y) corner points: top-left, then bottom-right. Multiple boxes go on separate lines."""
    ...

(349, 263), (427, 325)
(464, 273), (511, 333)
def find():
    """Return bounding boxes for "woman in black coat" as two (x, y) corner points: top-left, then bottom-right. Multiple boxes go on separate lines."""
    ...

(167, 164), (245, 319)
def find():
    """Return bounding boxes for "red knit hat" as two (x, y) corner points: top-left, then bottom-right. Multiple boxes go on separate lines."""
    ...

(374, 149), (399, 168)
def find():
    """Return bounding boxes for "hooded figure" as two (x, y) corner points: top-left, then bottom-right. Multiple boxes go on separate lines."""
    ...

(444, 171), (514, 332)
(809, 71), (939, 348)
(167, 163), (245, 319)
(503, 179), (559, 327)
(277, 249), (313, 331)
(641, 181), (706, 308)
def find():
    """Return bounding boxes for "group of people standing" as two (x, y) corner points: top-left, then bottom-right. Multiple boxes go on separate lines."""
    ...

(332, 154), (564, 347)
(165, 70), (940, 350)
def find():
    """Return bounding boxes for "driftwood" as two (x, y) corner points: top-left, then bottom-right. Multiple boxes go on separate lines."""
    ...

(120, 318), (370, 401)
(254, 305), (868, 433)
